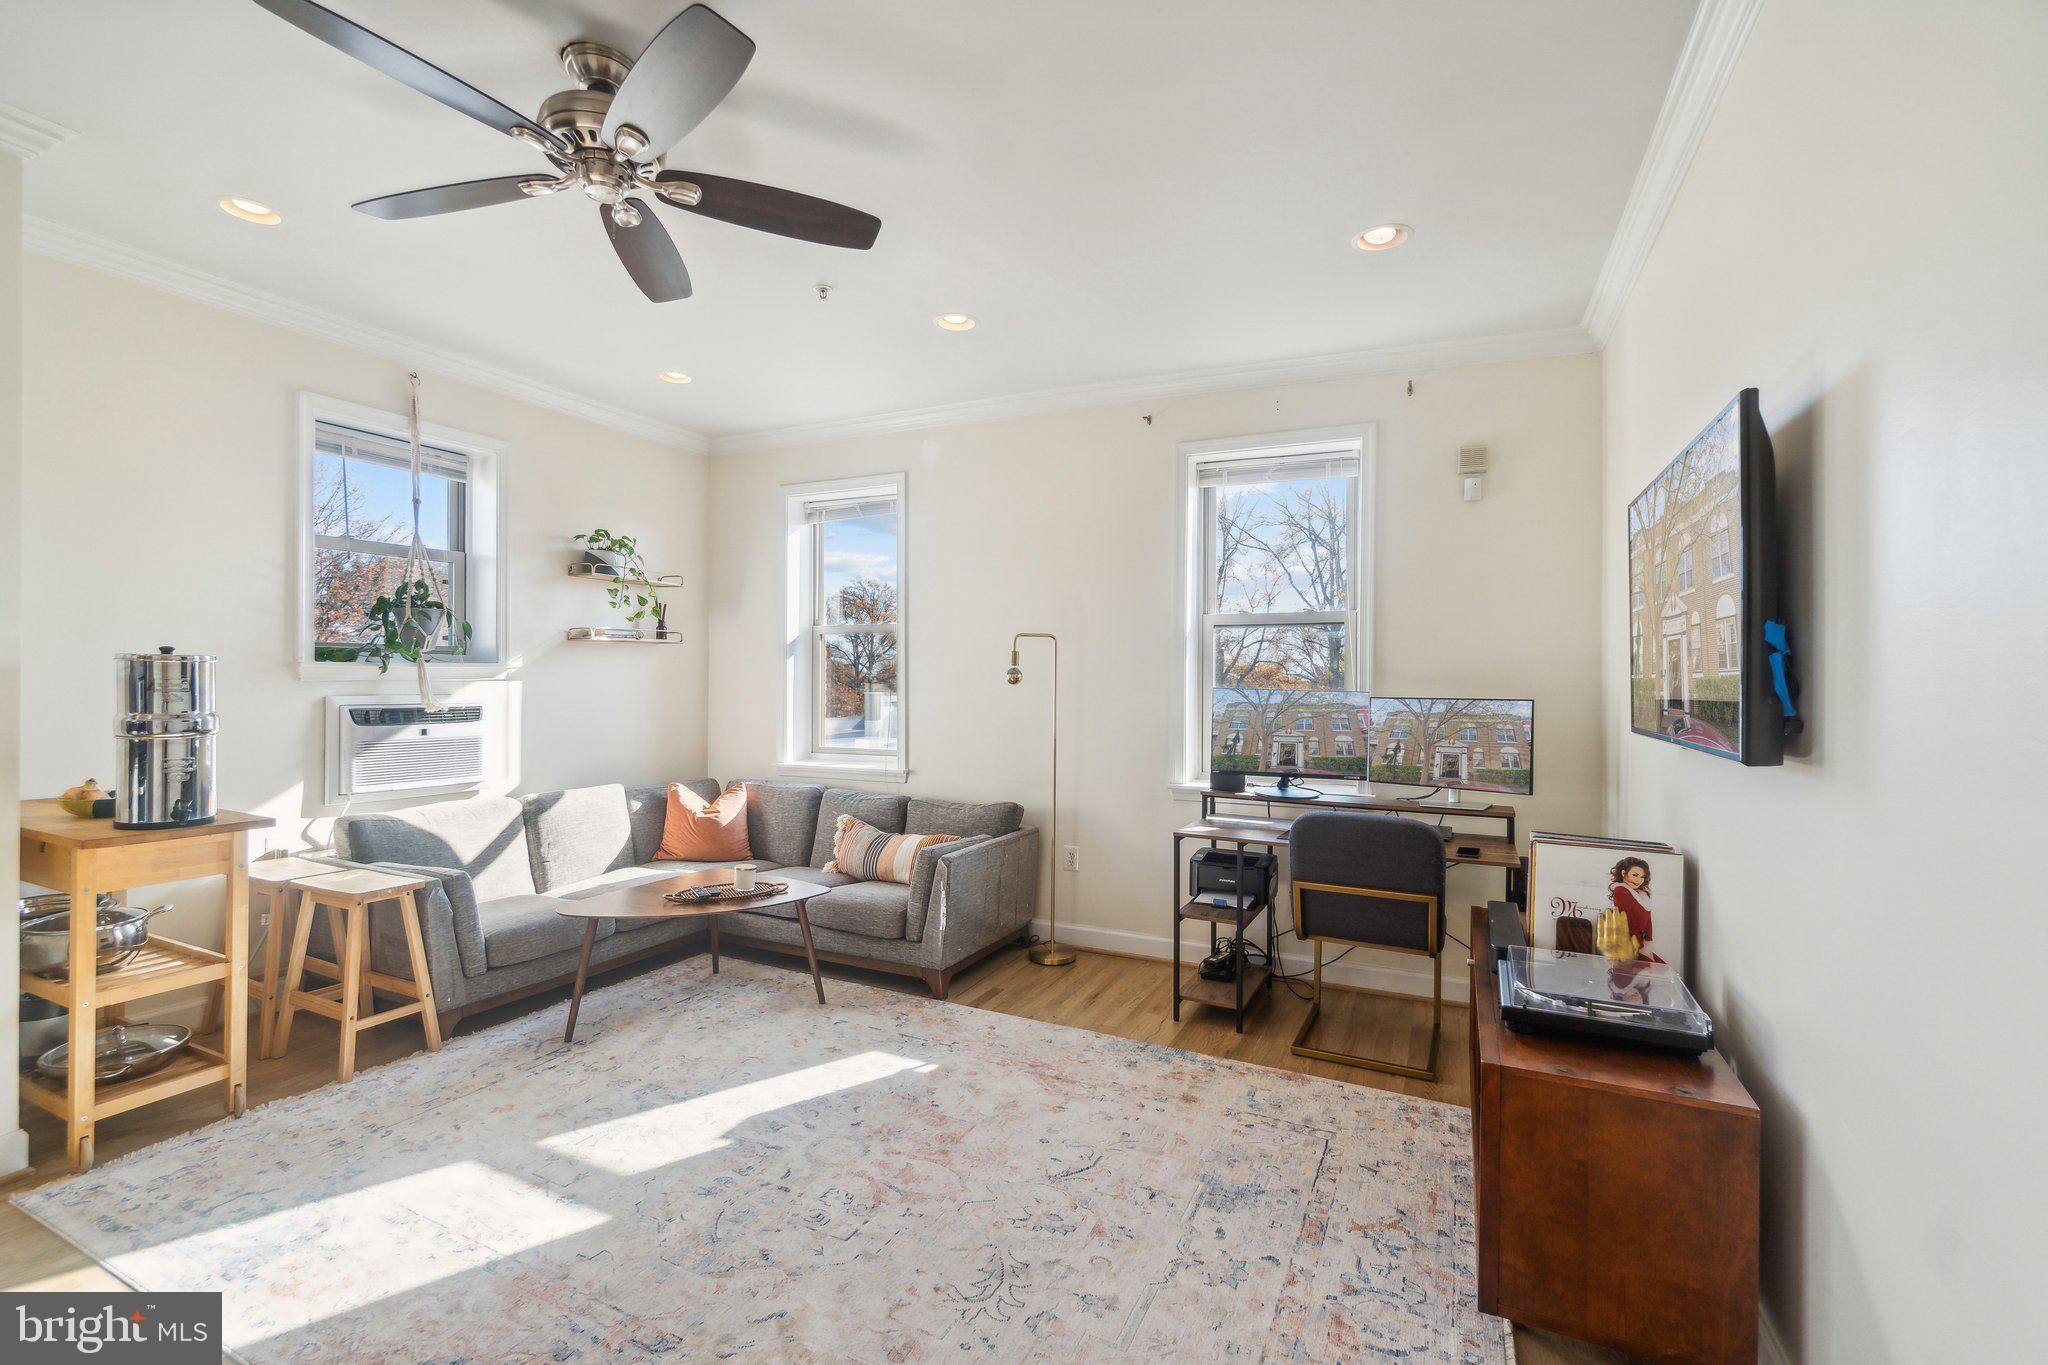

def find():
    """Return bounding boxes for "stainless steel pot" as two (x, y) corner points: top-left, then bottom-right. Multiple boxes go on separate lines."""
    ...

(19, 903), (172, 978)
(115, 646), (218, 829)
(116, 646), (215, 717)
(19, 995), (67, 1073)
(19, 891), (117, 921)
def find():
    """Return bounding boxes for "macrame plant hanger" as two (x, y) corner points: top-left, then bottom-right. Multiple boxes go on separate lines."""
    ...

(400, 371), (447, 712)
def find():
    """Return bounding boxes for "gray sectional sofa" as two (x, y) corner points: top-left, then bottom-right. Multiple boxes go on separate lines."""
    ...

(327, 780), (1041, 1031)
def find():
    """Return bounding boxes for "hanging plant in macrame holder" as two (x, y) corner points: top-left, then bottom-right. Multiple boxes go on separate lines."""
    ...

(352, 372), (474, 709)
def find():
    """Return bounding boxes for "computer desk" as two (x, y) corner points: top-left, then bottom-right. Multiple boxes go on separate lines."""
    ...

(1171, 805), (1526, 1032)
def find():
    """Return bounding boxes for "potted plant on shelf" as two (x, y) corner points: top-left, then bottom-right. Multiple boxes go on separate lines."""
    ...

(357, 573), (473, 708)
(573, 528), (665, 637)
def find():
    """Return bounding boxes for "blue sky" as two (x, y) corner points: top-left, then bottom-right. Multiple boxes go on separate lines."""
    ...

(822, 511), (899, 598)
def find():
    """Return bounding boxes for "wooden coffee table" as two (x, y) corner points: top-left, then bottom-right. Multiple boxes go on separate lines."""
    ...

(558, 871), (830, 1042)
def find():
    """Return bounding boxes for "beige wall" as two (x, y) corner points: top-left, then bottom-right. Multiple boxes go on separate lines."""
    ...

(0, 155), (24, 1172)
(710, 352), (1606, 998)
(1599, 1), (2048, 1358)
(17, 259), (710, 1022)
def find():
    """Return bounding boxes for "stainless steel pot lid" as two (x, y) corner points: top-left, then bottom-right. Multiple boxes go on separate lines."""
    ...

(114, 646), (217, 663)
(19, 891), (117, 920)
(37, 1023), (191, 1081)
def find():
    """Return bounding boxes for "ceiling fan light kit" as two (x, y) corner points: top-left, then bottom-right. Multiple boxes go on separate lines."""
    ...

(252, 0), (882, 302)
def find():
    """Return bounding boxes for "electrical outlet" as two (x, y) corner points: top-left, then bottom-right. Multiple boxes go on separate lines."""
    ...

(1062, 845), (1081, 873)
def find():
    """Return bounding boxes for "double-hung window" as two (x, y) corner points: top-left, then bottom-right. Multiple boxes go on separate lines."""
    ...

(298, 394), (505, 674)
(1178, 427), (1371, 784)
(783, 473), (907, 779)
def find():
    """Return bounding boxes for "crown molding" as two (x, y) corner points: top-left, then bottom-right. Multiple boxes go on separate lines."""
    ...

(22, 216), (712, 454)
(1581, 0), (1766, 344)
(0, 102), (76, 159)
(710, 325), (1596, 455)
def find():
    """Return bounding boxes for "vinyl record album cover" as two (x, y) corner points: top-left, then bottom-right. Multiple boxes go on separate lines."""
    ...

(1526, 835), (1686, 976)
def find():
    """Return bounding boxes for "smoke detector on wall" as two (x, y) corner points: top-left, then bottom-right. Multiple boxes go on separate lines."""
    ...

(1458, 444), (1489, 502)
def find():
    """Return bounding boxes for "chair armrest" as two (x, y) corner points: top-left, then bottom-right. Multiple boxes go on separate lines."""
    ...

(916, 827), (1039, 955)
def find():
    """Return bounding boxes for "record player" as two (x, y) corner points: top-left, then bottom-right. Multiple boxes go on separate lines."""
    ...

(1497, 946), (1714, 1054)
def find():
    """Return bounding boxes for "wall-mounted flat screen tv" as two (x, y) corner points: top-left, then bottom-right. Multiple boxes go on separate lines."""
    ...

(1627, 388), (1788, 765)
(1367, 697), (1535, 795)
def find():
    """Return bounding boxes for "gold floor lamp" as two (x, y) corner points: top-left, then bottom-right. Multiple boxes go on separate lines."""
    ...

(1006, 632), (1074, 966)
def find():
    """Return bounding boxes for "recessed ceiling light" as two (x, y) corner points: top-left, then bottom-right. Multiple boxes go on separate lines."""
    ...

(934, 312), (977, 331)
(218, 196), (281, 225)
(1354, 223), (1410, 251)
(658, 371), (692, 384)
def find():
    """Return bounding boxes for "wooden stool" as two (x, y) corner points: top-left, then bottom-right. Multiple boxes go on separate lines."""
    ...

(269, 868), (442, 1081)
(244, 856), (342, 1059)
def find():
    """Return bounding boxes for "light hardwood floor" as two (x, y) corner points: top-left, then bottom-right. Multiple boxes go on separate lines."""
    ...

(1, 941), (1630, 1362)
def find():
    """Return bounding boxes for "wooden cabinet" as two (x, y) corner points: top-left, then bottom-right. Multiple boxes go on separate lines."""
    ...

(1468, 906), (1760, 1363)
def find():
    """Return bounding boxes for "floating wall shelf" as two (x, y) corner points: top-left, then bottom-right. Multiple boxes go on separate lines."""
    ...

(565, 627), (684, 644)
(566, 563), (684, 588)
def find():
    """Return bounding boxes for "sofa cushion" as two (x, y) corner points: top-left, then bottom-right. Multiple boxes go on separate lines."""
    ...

(823, 814), (960, 885)
(740, 781), (825, 868)
(745, 879), (908, 940)
(625, 781), (720, 864)
(480, 893), (604, 969)
(656, 782), (752, 861)
(522, 785), (634, 891)
(788, 866), (856, 890)
(905, 797), (1024, 838)
(808, 789), (909, 867)
(338, 796), (537, 902)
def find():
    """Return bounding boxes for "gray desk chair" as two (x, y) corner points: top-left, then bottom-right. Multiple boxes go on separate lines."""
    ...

(1287, 811), (1446, 1080)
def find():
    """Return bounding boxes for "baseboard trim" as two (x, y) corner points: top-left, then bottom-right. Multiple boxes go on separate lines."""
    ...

(0, 1125), (28, 1180)
(1030, 917), (1472, 1004)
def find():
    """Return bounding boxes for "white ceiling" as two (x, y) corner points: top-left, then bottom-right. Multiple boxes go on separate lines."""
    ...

(3, 1), (1696, 448)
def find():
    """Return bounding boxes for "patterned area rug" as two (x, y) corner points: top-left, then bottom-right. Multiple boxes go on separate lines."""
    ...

(16, 957), (1509, 1362)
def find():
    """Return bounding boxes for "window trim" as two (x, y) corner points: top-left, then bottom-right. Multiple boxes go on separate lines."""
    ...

(780, 471), (909, 781)
(1175, 424), (1375, 787)
(296, 392), (510, 682)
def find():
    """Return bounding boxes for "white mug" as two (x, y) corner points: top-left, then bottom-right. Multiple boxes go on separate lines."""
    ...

(733, 863), (758, 892)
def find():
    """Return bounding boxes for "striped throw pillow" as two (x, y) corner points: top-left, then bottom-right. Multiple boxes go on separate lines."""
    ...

(825, 814), (959, 885)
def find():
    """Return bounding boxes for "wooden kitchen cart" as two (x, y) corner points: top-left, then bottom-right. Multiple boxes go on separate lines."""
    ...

(17, 801), (273, 1172)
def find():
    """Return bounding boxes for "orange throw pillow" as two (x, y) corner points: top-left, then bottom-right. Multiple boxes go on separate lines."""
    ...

(655, 782), (751, 861)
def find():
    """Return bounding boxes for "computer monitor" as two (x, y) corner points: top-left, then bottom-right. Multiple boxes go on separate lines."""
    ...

(1367, 697), (1534, 797)
(1209, 688), (1373, 790)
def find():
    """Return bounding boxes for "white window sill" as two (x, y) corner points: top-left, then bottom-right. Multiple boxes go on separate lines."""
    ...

(777, 760), (910, 785)
(297, 660), (516, 685)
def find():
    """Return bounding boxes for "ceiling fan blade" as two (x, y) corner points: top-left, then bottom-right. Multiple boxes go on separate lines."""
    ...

(654, 172), (881, 250)
(604, 5), (755, 162)
(250, 0), (565, 154)
(353, 176), (546, 220)
(602, 201), (693, 301)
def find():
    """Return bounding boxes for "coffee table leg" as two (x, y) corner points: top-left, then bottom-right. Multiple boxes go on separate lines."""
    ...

(709, 913), (720, 974)
(794, 902), (825, 1005)
(563, 920), (598, 1044)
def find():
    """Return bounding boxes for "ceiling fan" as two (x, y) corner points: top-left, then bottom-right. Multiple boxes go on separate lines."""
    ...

(250, 0), (881, 301)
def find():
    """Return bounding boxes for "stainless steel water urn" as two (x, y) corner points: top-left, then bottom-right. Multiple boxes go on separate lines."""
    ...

(114, 646), (218, 829)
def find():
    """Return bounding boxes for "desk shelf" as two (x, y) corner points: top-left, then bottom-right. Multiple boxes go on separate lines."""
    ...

(1179, 897), (1270, 926)
(1179, 965), (1272, 1010)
